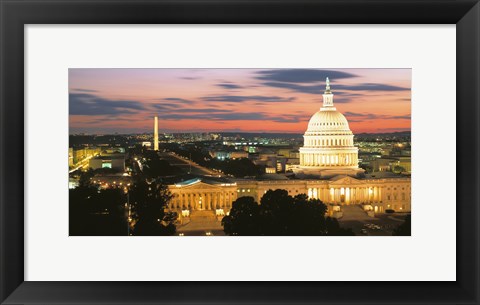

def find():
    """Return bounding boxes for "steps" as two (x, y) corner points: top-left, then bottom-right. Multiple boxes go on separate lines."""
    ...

(189, 210), (216, 220)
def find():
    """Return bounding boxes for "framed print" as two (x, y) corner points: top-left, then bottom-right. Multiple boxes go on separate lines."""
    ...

(1, 0), (479, 304)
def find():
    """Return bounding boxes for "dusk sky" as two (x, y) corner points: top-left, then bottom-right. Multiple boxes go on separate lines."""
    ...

(69, 68), (411, 134)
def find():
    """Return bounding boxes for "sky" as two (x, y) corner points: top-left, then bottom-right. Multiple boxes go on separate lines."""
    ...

(69, 68), (411, 134)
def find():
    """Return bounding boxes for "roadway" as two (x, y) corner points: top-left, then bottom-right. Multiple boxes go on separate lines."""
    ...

(338, 205), (409, 236)
(69, 155), (94, 173)
(159, 152), (223, 177)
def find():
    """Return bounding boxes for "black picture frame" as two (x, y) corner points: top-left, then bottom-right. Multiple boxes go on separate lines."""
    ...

(1, 0), (479, 304)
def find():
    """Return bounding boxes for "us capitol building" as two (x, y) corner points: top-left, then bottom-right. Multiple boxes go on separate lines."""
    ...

(166, 78), (411, 222)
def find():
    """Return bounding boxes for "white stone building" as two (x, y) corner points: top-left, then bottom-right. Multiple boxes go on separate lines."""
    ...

(167, 78), (411, 218)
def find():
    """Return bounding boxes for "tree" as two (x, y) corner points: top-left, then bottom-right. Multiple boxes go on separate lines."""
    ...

(78, 168), (95, 187)
(393, 214), (411, 236)
(324, 216), (355, 236)
(222, 197), (261, 236)
(222, 158), (263, 177)
(130, 179), (176, 236)
(289, 194), (329, 235)
(69, 186), (128, 236)
(259, 189), (294, 235)
(222, 189), (354, 236)
(141, 152), (182, 178)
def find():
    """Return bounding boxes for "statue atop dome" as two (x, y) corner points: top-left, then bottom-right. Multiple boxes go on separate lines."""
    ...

(322, 77), (335, 108)
(325, 77), (331, 94)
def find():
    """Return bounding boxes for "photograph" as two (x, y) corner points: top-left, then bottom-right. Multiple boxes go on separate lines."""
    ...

(69, 68), (411, 236)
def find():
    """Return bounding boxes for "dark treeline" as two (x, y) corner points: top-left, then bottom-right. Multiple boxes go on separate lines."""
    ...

(222, 189), (354, 236)
(69, 134), (129, 147)
(142, 150), (183, 177)
(165, 144), (263, 178)
(69, 152), (177, 236)
(70, 185), (128, 236)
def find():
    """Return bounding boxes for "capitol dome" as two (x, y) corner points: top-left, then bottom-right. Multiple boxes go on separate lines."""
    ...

(297, 78), (363, 177)
(306, 110), (350, 133)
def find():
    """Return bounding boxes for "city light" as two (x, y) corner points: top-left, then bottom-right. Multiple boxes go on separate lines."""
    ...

(69, 70), (411, 237)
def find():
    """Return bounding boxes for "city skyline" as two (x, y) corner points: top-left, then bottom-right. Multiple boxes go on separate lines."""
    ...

(69, 68), (411, 134)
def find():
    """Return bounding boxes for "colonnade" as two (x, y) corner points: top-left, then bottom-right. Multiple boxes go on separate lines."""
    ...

(169, 190), (236, 210)
(304, 137), (353, 147)
(300, 152), (358, 167)
(306, 186), (382, 204)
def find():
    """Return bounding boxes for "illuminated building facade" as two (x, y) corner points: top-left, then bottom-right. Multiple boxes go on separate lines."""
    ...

(167, 176), (411, 216)
(167, 178), (237, 216)
(166, 78), (411, 219)
(89, 154), (125, 171)
(296, 78), (363, 177)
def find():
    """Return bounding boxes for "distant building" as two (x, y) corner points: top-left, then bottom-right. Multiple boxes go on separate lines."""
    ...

(210, 150), (249, 160)
(230, 151), (248, 159)
(371, 156), (411, 173)
(211, 151), (229, 160)
(89, 153), (125, 171)
(70, 147), (101, 165)
(69, 148), (74, 167)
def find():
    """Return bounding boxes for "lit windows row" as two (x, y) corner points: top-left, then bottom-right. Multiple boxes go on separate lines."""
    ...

(307, 138), (352, 146)
(311, 122), (347, 127)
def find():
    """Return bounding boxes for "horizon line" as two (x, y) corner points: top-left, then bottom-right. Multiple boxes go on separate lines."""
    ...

(69, 130), (412, 136)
